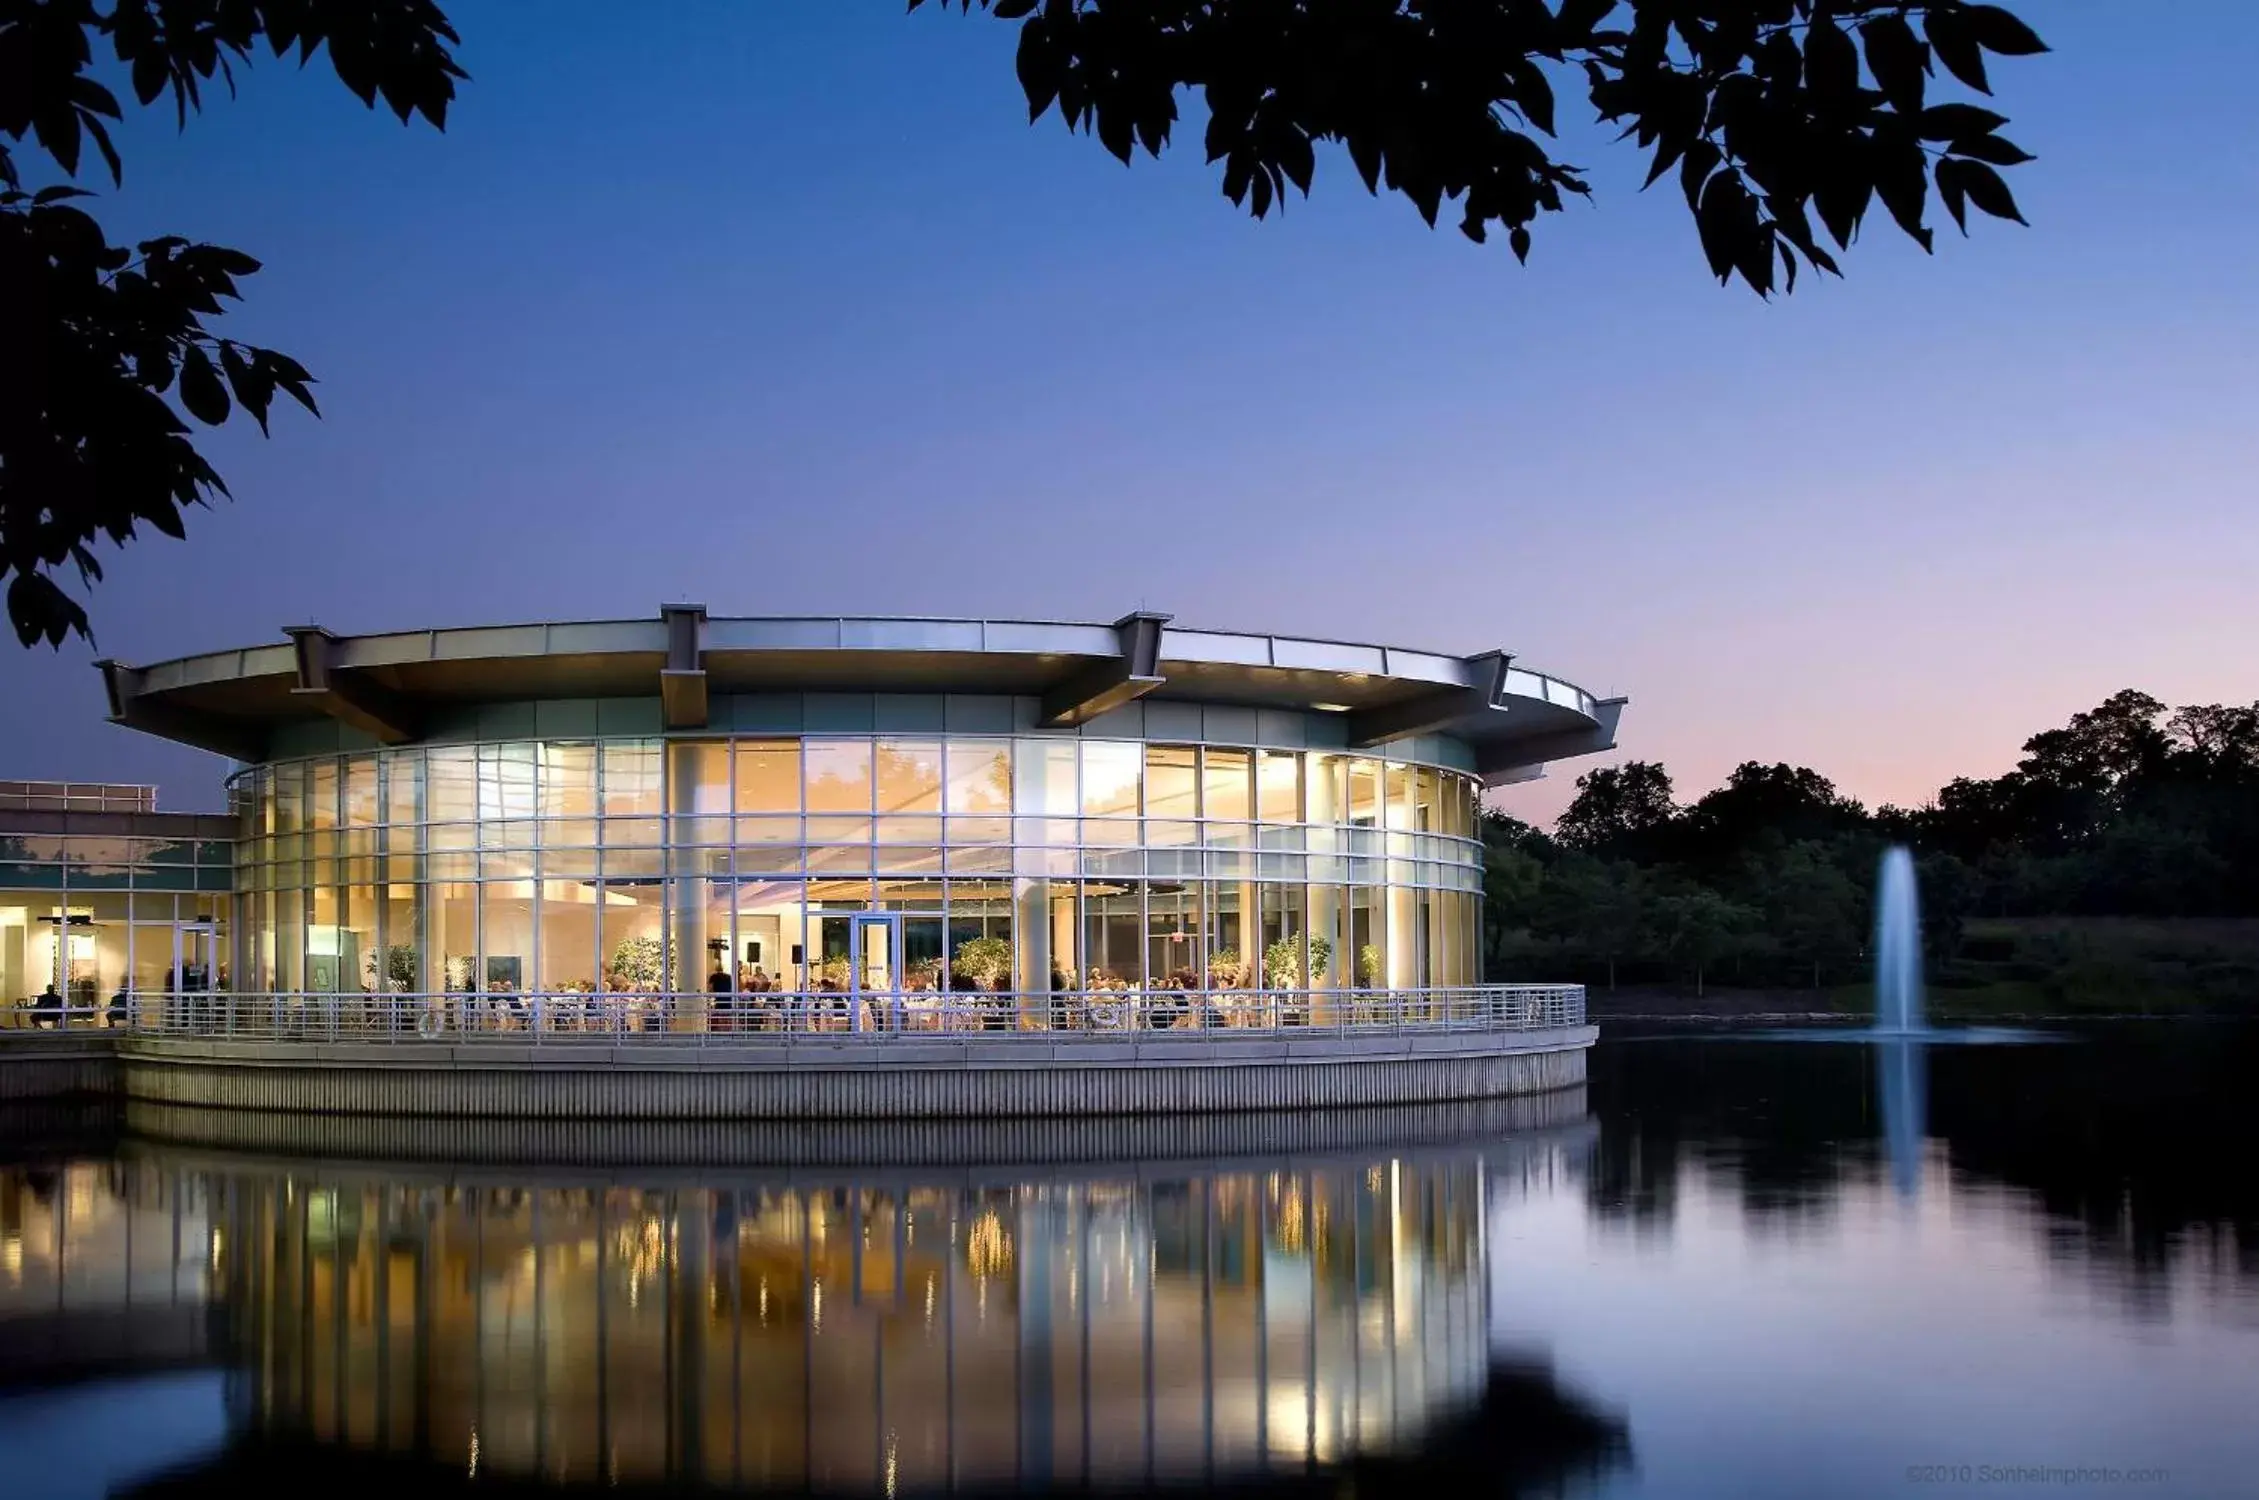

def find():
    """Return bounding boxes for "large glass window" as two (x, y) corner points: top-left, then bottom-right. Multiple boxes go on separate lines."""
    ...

(1081, 881), (1141, 989)
(382, 750), (422, 840)
(1201, 748), (1251, 823)
(431, 880), (477, 992)
(344, 759), (379, 828)
(1080, 743), (1141, 818)
(806, 741), (874, 814)
(309, 760), (339, 831)
(1308, 881), (1346, 1012)
(945, 740), (1010, 814)
(1258, 882), (1305, 991)
(483, 880), (535, 994)
(383, 871), (420, 993)
(878, 879), (946, 993)
(341, 880), (378, 994)
(541, 873), (598, 993)
(1145, 882), (1201, 994)
(1306, 754), (1341, 827)
(1384, 763), (1417, 831)
(599, 881), (666, 994)
(1016, 740), (1076, 815)
(875, 740), (943, 815)
(601, 743), (663, 816)
(734, 740), (800, 812)
(479, 744), (538, 832)
(1413, 767), (1442, 835)
(541, 744), (598, 819)
(427, 748), (475, 848)
(222, 737), (1489, 1006)
(1346, 759), (1381, 829)
(1257, 752), (1301, 824)
(1145, 745), (1198, 847)
(1350, 885), (1384, 992)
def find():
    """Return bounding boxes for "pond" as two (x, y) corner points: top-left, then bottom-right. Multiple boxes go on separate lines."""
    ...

(2, 1020), (2253, 1499)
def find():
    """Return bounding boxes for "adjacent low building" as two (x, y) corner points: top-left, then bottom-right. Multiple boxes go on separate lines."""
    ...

(0, 782), (232, 1017)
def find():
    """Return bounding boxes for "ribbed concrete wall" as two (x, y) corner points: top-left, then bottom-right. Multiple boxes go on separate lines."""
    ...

(124, 1088), (1591, 1171)
(0, 1040), (118, 1102)
(118, 1028), (1592, 1121)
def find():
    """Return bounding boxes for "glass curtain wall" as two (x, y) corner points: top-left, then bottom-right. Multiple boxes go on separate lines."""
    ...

(226, 736), (1485, 1012)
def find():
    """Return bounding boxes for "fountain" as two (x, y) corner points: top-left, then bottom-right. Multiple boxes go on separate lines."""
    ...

(1873, 846), (1924, 1033)
(1763, 847), (2036, 1044)
(1747, 846), (2046, 1196)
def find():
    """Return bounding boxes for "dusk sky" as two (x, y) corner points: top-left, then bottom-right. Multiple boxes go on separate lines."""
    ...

(7, 0), (2254, 820)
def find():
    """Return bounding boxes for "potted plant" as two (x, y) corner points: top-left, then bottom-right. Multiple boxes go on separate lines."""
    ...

(1262, 935), (1334, 990)
(1263, 936), (1303, 990)
(607, 935), (666, 990)
(950, 935), (1012, 991)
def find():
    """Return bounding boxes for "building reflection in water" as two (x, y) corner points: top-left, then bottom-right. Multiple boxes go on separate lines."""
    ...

(0, 1159), (221, 1388)
(187, 1154), (1501, 1493)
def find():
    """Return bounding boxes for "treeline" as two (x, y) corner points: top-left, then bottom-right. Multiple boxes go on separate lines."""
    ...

(1484, 690), (2259, 994)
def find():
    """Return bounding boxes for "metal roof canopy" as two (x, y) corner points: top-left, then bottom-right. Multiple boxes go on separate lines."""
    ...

(96, 608), (1624, 785)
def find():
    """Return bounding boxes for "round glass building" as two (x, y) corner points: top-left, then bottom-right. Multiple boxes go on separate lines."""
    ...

(95, 609), (1621, 1048)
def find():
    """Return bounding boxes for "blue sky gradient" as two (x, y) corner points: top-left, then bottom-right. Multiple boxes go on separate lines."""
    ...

(7, 1), (2255, 819)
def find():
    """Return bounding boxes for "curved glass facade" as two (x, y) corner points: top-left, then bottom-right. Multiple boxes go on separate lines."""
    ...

(229, 735), (1484, 1015)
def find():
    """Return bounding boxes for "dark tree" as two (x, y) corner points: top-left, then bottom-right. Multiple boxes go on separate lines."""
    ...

(1, 0), (463, 646)
(1557, 759), (1678, 857)
(918, 0), (2046, 288)
(1680, 759), (1864, 869)
(1872, 689), (2259, 920)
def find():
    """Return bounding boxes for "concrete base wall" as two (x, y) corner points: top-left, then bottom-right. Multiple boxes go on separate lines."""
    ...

(114, 1027), (1593, 1120)
(0, 1037), (118, 1103)
(123, 1088), (1593, 1172)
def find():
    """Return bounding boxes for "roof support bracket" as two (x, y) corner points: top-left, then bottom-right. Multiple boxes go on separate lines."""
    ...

(286, 626), (422, 744)
(1347, 651), (1511, 748)
(660, 602), (709, 729)
(96, 658), (268, 763)
(1039, 610), (1171, 728)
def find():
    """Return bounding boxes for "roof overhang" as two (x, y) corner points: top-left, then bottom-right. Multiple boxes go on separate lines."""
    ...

(97, 608), (1624, 781)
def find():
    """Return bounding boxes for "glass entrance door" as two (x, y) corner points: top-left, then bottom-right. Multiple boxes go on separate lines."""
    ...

(848, 913), (900, 1033)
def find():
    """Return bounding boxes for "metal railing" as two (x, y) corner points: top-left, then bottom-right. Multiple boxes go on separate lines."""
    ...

(4, 985), (1584, 1044)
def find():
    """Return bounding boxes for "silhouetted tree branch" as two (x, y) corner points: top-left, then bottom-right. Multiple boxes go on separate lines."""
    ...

(0, 0), (463, 646)
(915, 0), (2046, 286)
(8, 1), (2049, 647)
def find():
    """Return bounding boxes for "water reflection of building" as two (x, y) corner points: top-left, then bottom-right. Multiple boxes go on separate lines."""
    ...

(0, 1160), (220, 1390)
(201, 1156), (1495, 1492)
